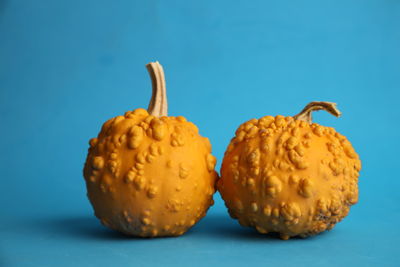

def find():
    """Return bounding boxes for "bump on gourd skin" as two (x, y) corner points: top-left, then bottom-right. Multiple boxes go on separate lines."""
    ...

(83, 109), (218, 237)
(218, 115), (361, 239)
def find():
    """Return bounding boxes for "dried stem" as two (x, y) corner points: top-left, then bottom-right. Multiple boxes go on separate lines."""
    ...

(293, 101), (341, 124)
(146, 61), (168, 117)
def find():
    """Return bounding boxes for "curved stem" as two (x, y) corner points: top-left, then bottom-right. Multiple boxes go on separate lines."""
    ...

(146, 61), (168, 117)
(293, 101), (341, 124)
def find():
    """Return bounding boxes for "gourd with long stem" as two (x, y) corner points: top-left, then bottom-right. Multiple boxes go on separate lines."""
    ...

(84, 62), (218, 237)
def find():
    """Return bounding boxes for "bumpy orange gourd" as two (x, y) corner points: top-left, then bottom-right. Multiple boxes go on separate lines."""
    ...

(218, 102), (361, 239)
(83, 62), (217, 237)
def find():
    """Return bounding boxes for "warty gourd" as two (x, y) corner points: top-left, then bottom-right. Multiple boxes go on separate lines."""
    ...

(83, 62), (218, 237)
(218, 102), (361, 239)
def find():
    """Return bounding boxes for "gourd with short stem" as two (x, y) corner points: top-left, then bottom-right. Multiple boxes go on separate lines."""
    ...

(218, 101), (361, 239)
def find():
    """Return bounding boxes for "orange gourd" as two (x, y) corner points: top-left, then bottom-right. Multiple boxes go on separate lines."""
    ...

(83, 62), (218, 237)
(218, 102), (361, 239)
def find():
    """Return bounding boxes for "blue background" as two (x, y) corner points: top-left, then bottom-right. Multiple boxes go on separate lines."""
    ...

(1, 0), (399, 266)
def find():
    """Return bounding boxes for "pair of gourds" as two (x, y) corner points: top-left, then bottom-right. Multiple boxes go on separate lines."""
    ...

(83, 62), (361, 239)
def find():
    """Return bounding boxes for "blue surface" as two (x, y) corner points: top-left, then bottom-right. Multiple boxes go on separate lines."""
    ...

(1, 0), (399, 266)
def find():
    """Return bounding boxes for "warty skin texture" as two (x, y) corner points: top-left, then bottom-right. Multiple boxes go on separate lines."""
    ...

(84, 109), (217, 237)
(218, 113), (361, 239)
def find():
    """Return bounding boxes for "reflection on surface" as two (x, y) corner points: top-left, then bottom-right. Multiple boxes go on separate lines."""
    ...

(29, 211), (325, 242)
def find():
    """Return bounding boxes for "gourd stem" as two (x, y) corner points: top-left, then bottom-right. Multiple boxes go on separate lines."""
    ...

(293, 101), (341, 124)
(146, 61), (168, 117)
